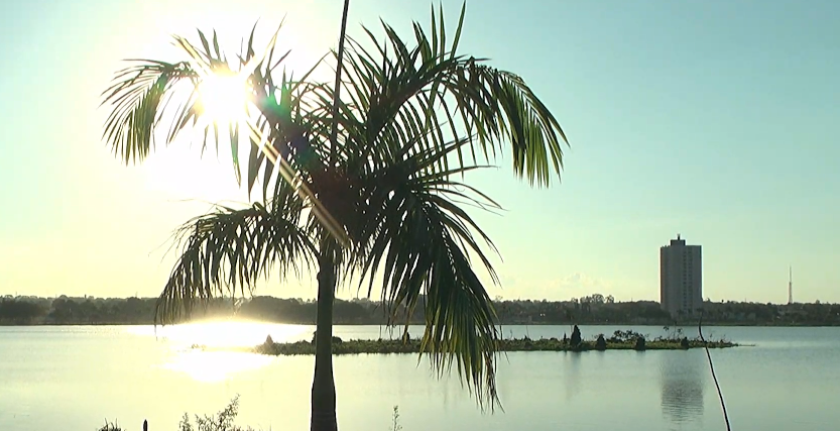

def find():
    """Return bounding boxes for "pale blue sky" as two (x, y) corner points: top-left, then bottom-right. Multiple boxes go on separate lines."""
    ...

(1, 0), (838, 303)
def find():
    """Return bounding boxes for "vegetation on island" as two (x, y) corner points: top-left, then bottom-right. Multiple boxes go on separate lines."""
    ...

(243, 326), (736, 356)
(2, 294), (837, 327)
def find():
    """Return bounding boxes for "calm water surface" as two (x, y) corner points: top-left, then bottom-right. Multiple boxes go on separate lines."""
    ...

(1, 324), (837, 431)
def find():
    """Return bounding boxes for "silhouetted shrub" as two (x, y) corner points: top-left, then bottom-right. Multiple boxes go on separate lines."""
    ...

(98, 421), (123, 431)
(680, 337), (690, 349)
(608, 329), (646, 343)
(390, 405), (403, 431)
(570, 325), (582, 346)
(177, 395), (256, 431)
(595, 334), (607, 350)
(634, 336), (646, 351)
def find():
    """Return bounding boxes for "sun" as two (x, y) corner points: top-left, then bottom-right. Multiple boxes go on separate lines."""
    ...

(196, 71), (250, 127)
(141, 70), (255, 202)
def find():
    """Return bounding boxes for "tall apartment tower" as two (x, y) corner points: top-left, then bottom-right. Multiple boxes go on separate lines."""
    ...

(660, 235), (703, 317)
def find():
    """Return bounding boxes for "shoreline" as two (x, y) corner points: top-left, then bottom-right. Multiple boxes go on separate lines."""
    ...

(248, 339), (740, 356)
(201, 336), (740, 356)
(1, 321), (837, 328)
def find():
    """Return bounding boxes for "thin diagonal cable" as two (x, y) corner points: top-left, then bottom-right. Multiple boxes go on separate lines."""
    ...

(699, 313), (732, 431)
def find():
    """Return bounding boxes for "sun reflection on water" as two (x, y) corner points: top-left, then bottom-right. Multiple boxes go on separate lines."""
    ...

(162, 350), (276, 383)
(126, 320), (311, 382)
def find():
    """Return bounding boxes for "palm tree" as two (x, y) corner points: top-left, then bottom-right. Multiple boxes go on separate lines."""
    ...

(101, 3), (568, 431)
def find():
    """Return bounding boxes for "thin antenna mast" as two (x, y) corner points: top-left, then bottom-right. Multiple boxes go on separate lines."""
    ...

(788, 266), (793, 305)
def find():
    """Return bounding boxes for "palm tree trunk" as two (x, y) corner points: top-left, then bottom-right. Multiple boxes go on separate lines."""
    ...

(311, 0), (350, 429)
(311, 243), (338, 431)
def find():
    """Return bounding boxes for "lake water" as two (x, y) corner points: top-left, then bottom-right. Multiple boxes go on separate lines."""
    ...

(1, 324), (837, 431)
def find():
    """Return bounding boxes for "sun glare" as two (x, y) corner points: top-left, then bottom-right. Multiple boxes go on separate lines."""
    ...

(132, 320), (310, 348)
(163, 350), (275, 383)
(197, 72), (250, 127)
(141, 20), (350, 242)
(129, 321), (310, 383)
(141, 70), (255, 202)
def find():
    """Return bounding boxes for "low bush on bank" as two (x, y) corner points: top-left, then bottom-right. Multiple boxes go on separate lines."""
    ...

(98, 396), (255, 431)
(98, 398), (405, 431)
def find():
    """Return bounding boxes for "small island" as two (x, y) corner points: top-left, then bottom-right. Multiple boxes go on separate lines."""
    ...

(234, 327), (738, 356)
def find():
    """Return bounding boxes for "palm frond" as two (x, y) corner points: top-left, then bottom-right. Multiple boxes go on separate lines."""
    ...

(101, 3), (569, 414)
(101, 61), (198, 164)
(349, 141), (502, 410)
(156, 184), (315, 324)
(102, 27), (315, 186)
(323, 0), (571, 400)
(329, 2), (568, 186)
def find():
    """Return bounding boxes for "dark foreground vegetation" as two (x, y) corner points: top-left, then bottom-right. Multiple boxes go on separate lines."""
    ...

(99, 396), (404, 431)
(228, 327), (737, 356)
(2, 294), (837, 326)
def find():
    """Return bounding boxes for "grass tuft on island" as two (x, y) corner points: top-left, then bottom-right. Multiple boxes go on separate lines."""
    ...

(223, 329), (739, 356)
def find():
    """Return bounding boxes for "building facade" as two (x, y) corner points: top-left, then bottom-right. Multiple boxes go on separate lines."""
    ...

(660, 235), (702, 317)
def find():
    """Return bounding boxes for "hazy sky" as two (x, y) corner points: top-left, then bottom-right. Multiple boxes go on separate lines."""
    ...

(1, 0), (838, 303)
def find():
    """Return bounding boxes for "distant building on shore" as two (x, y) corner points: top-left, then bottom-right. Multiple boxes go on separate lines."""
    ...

(660, 235), (702, 317)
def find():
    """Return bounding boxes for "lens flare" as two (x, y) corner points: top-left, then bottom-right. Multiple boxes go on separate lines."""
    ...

(197, 73), (249, 126)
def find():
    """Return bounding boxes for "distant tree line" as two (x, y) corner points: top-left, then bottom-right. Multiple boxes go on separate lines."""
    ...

(493, 294), (840, 326)
(1, 294), (838, 326)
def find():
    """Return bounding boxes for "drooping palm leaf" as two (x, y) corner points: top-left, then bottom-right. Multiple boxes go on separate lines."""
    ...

(101, 26), (314, 190)
(101, 60), (198, 164)
(323, 4), (569, 410)
(344, 137), (503, 409)
(156, 183), (315, 324)
(324, 3), (568, 188)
